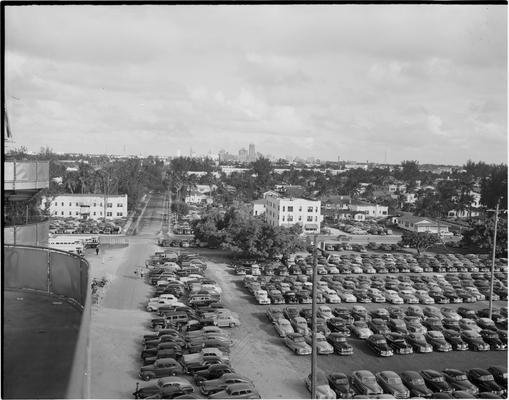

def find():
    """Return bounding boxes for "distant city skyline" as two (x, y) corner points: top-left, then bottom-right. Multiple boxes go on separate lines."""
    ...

(5, 5), (507, 165)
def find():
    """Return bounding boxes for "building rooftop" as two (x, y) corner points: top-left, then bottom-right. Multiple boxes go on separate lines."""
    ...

(3, 289), (83, 398)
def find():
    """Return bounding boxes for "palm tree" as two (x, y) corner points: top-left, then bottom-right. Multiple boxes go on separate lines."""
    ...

(63, 172), (78, 194)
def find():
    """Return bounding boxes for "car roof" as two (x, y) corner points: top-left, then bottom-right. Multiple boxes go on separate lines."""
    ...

(378, 371), (400, 378)
(159, 376), (192, 384)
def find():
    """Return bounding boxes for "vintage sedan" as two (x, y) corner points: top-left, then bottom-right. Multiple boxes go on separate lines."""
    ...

(466, 369), (505, 396)
(406, 333), (433, 353)
(367, 334), (394, 357)
(384, 332), (413, 355)
(273, 318), (294, 338)
(348, 320), (374, 339)
(332, 308), (355, 324)
(480, 330), (507, 351)
(291, 317), (311, 336)
(425, 331), (453, 352)
(133, 376), (193, 399)
(422, 317), (444, 332)
(284, 332), (312, 355)
(442, 369), (479, 395)
(328, 373), (354, 399)
(304, 371), (336, 399)
(400, 370), (433, 398)
(461, 330), (490, 351)
(387, 318), (408, 334)
(442, 329), (469, 351)
(487, 365), (507, 392)
(351, 305), (370, 321)
(327, 318), (351, 336)
(327, 333), (354, 355)
(139, 358), (184, 381)
(368, 319), (391, 335)
(283, 306), (300, 321)
(304, 333), (334, 355)
(375, 371), (410, 399)
(208, 383), (261, 399)
(265, 307), (284, 323)
(420, 370), (453, 393)
(199, 373), (254, 396)
(351, 370), (383, 396)
(405, 317), (427, 335)
(193, 364), (234, 384)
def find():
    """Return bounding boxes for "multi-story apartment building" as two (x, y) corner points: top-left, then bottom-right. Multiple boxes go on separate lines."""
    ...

(44, 193), (128, 220)
(264, 192), (321, 234)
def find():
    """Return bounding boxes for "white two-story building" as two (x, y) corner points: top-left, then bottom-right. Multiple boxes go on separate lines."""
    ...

(263, 193), (322, 234)
(43, 194), (128, 220)
(349, 201), (388, 218)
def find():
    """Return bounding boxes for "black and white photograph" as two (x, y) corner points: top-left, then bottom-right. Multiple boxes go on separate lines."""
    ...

(3, 2), (508, 399)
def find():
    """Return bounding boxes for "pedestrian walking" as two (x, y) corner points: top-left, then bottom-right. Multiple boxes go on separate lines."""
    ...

(95, 246), (100, 255)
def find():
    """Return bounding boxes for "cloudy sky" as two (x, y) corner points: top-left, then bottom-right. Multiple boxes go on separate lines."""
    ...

(5, 5), (507, 164)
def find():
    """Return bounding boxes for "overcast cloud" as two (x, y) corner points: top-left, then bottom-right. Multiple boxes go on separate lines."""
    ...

(5, 5), (507, 164)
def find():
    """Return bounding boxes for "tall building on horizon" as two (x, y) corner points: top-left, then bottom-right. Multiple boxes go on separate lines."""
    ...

(239, 148), (248, 163)
(248, 143), (256, 162)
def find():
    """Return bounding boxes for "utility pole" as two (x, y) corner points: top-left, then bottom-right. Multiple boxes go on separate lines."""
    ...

(488, 200), (500, 320)
(310, 233), (318, 399)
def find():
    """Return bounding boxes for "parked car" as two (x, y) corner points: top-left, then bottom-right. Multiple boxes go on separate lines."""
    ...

(425, 331), (453, 352)
(406, 333), (433, 353)
(442, 329), (469, 351)
(304, 332), (334, 355)
(328, 373), (354, 399)
(400, 370), (433, 398)
(208, 383), (261, 399)
(349, 321), (374, 339)
(375, 371), (410, 398)
(461, 330), (490, 351)
(139, 358), (184, 381)
(284, 332), (312, 355)
(199, 373), (254, 396)
(487, 366), (507, 393)
(419, 370), (453, 393)
(304, 371), (336, 399)
(273, 318), (294, 338)
(133, 376), (193, 399)
(480, 330), (507, 351)
(193, 364), (235, 384)
(265, 307), (284, 323)
(466, 369), (505, 396)
(384, 332), (413, 355)
(367, 334), (394, 357)
(327, 318), (351, 336)
(351, 370), (383, 396)
(327, 333), (354, 355)
(442, 369), (479, 395)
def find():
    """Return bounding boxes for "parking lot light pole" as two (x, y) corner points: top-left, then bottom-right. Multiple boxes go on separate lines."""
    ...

(488, 200), (500, 320)
(311, 233), (318, 399)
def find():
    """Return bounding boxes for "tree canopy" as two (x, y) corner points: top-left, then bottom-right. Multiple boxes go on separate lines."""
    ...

(399, 230), (439, 255)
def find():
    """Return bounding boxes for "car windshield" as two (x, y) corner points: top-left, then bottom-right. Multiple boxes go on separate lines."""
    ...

(453, 375), (467, 381)
(413, 334), (425, 340)
(431, 377), (445, 383)
(375, 339), (386, 344)
(479, 375), (494, 382)
(387, 378), (402, 385)
(412, 378), (425, 385)
(333, 378), (348, 384)
(362, 377), (376, 384)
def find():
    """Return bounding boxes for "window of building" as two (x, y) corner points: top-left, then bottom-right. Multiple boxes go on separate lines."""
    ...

(69, 202), (72, 206)
(94, 203), (97, 207)
(307, 216), (313, 222)
(288, 206), (293, 212)
(54, 211), (58, 215)
(288, 215), (293, 222)
(298, 216), (302, 221)
(117, 212), (123, 216)
(76, 212), (79, 215)
(308, 206), (313, 213)
(107, 203), (113, 208)
(299, 206), (302, 212)
(315, 207), (318, 212)
(100, 212), (103, 216)
(93, 212), (96, 216)
(100, 203), (103, 207)
(69, 211), (72, 215)
(255, 211), (258, 216)
(315, 216), (318, 221)
(61, 211), (64, 215)
(55, 202), (58, 206)
(282, 216), (285, 221)
(61, 202), (64, 206)
(76, 202), (79, 206)
(117, 203), (122, 207)
(106, 212), (112, 217)
(282, 206), (285, 212)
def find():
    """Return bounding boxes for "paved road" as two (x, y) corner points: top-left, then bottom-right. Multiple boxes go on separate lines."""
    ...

(90, 193), (166, 398)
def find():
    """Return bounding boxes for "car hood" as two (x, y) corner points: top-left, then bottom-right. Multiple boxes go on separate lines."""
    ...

(476, 380), (503, 392)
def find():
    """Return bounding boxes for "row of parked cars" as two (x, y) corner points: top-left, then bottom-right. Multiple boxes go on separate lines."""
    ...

(336, 220), (392, 235)
(132, 251), (261, 399)
(49, 216), (124, 234)
(265, 304), (508, 357)
(306, 366), (507, 399)
(242, 271), (508, 306)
